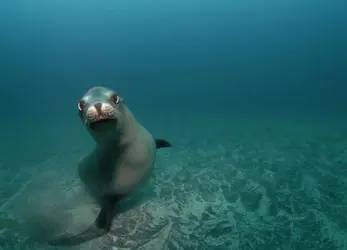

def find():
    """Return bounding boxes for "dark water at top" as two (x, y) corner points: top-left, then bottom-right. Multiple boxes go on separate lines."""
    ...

(0, 0), (346, 122)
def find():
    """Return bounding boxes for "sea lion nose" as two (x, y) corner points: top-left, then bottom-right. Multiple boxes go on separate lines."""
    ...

(94, 102), (102, 110)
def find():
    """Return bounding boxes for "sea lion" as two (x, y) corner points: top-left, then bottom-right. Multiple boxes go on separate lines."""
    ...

(49, 86), (171, 246)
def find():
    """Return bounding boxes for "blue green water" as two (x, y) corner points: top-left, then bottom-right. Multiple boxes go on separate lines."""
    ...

(0, 1), (347, 249)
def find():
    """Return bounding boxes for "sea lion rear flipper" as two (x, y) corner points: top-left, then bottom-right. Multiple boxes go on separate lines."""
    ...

(155, 139), (172, 149)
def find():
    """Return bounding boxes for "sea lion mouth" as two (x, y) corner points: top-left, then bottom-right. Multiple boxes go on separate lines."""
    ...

(89, 118), (117, 131)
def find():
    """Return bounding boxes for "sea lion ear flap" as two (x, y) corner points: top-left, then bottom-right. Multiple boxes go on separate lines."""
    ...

(119, 96), (125, 103)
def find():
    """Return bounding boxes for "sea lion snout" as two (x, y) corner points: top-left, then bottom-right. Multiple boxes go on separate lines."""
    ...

(84, 102), (119, 125)
(93, 102), (102, 111)
(89, 102), (116, 124)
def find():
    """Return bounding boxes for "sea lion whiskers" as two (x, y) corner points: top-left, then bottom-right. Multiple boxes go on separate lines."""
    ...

(83, 116), (89, 126)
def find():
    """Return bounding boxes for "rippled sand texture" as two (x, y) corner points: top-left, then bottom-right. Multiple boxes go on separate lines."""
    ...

(1, 114), (347, 250)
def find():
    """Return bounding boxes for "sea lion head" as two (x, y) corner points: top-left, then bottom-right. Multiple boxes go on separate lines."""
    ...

(77, 86), (126, 144)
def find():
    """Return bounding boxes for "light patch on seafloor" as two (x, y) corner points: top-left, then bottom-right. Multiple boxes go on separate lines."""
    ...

(302, 175), (321, 202)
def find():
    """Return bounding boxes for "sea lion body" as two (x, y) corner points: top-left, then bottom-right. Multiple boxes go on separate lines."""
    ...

(49, 86), (171, 246)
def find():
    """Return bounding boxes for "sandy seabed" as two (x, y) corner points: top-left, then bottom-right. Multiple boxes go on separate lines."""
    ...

(1, 113), (347, 250)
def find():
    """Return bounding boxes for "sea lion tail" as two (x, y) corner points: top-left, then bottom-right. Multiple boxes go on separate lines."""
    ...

(155, 139), (172, 149)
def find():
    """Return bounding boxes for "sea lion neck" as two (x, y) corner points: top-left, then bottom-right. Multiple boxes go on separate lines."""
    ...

(92, 126), (136, 149)
(94, 136), (122, 149)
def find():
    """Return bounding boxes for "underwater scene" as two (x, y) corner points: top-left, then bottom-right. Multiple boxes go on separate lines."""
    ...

(0, 0), (347, 249)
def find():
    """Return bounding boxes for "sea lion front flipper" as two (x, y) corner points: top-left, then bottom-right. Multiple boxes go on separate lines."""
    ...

(48, 195), (121, 246)
(155, 139), (172, 149)
(93, 194), (120, 231)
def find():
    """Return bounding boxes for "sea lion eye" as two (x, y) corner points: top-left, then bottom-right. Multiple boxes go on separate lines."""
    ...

(111, 94), (120, 104)
(78, 100), (86, 111)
